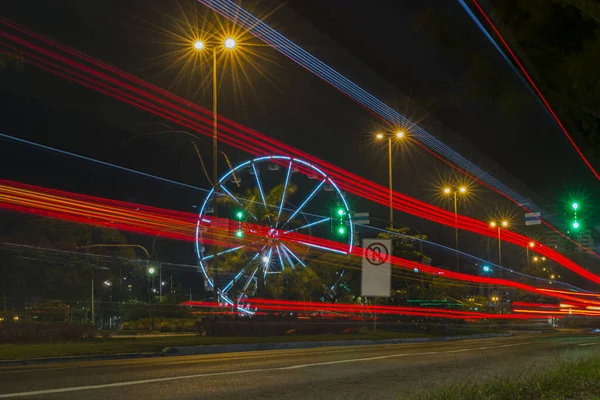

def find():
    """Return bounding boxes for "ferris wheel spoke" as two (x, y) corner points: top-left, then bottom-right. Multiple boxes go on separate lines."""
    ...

(219, 184), (259, 221)
(280, 179), (325, 230)
(252, 163), (267, 209)
(276, 160), (293, 227)
(275, 245), (286, 271)
(202, 245), (245, 261)
(279, 243), (296, 269)
(280, 243), (306, 268)
(283, 217), (331, 234)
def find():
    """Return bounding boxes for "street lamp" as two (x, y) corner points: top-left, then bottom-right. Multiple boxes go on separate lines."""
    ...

(442, 185), (469, 271)
(193, 35), (238, 303)
(489, 219), (509, 277)
(375, 130), (405, 228)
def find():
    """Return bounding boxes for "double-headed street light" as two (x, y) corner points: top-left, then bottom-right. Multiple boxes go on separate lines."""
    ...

(489, 220), (509, 277)
(375, 130), (405, 228)
(442, 185), (468, 271)
(193, 36), (238, 303)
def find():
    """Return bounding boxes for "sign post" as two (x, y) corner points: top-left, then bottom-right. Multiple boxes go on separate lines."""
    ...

(361, 239), (392, 332)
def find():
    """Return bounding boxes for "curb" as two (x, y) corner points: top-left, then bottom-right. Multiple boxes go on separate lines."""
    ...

(0, 332), (511, 366)
(162, 332), (511, 356)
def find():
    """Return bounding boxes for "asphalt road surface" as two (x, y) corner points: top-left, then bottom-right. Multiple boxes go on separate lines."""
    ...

(1, 333), (600, 399)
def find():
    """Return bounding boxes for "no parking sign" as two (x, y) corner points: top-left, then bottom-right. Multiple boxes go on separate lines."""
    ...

(361, 239), (391, 297)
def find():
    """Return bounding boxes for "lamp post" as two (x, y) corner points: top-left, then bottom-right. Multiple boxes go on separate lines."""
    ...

(489, 220), (509, 278)
(194, 36), (237, 303)
(375, 130), (405, 228)
(442, 185), (468, 271)
(78, 244), (150, 326)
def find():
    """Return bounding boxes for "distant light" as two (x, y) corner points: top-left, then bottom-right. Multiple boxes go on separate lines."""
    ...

(458, 186), (467, 194)
(396, 131), (405, 139)
(262, 256), (269, 264)
(541, 257), (546, 261)
(572, 220), (580, 229)
(489, 221), (497, 228)
(148, 267), (156, 275)
(235, 230), (244, 238)
(533, 256), (539, 262)
(501, 220), (509, 228)
(103, 280), (111, 286)
(443, 187), (451, 195)
(224, 38), (236, 49)
(336, 208), (345, 217)
(193, 40), (205, 50)
(572, 202), (579, 211)
(413, 268), (419, 273)
(551, 274), (555, 279)
(529, 241), (535, 248)
(235, 210), (244, 220)
(482, 265), (491, 273)
(338, 226), (346, 235)
(375, 133), (384, 140)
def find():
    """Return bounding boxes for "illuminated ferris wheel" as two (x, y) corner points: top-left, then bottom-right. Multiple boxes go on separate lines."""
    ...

(195, 156), (353, 312)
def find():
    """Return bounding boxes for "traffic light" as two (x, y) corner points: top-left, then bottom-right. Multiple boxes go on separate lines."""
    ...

(331, 206), (347, 236)
(482, 265), (491, 273)
(234, 209), (245, 238)
(569, 201), (581, 232)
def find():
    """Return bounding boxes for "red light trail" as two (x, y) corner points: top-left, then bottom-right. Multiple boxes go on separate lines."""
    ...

(3, 179), (600, 308)
(0, 19), (598, 283)
(470, 0), (600, 182)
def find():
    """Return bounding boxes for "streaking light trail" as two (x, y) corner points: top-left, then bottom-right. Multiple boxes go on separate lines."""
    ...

(1, 19), (598, 274)
(196, 0), (554, 219)
(3, 179), (600, 306)
(460, 0), (600, 182)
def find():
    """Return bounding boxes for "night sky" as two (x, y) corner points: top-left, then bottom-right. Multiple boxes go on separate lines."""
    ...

(1, 0), (598, 273)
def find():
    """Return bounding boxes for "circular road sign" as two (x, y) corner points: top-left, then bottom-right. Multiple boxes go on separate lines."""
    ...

(365, 242), (390, 266)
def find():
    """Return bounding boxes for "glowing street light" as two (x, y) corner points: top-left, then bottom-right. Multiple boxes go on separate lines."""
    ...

(374, 130), (406, 228)
(193, 40), (205, 50)
(224, 37), (237, 49)
(442, 184), (469, 271)
(489, 219), (510, 277)
(191, 34), (239, 303)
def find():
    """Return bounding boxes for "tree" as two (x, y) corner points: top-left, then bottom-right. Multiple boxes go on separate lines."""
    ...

(0, 216), (136, 304)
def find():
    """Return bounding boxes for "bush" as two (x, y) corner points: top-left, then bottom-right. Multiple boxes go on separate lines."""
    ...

(0, 322), (94, 344)
(121, 318), (199, 332)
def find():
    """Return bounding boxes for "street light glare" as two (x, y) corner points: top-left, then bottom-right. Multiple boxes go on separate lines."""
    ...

(193, 40), (205, 50)
(224, 38), (237, 49)
(458, 186), (467, 194)
(375, 133), (384, 140)
(443, 187), (451, 195)
(529, 241), (535, 248)
(395, 131), (405, 139)
(501, 220), (509, 228)
(489, 221), (497, 228)
(262, 256), (269, 264)
(148, 267), (156, 275)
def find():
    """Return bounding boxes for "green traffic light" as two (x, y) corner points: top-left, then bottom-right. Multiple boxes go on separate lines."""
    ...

(336, 208), (345, 217)
(235, 230), (244, 238)
(572, 220), (580, 230)
(337, 226), (346, 235)
(147, 267), (156, 275)
(235, 210), (244, 220)
(572, 202), (579, 211)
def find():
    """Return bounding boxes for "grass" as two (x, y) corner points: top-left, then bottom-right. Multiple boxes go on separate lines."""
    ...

(414, 357), (600, 400)
(0, 330), (434, 360)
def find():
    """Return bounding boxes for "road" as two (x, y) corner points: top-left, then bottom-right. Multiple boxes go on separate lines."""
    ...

(1, 333), (599, 399)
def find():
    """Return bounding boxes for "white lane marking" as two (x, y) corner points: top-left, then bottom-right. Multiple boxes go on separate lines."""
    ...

(578, 342), (600, 347)
(0, 366), (73, 374)
(0, 342), (532, 398)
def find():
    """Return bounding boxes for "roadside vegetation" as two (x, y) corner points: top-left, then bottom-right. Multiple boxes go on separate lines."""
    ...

(415, 356), (600, 400)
